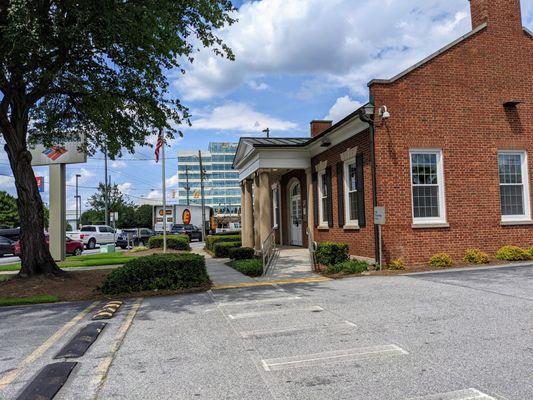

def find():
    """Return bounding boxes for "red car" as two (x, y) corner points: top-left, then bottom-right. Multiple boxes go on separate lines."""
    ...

(13, 235), (84, 257)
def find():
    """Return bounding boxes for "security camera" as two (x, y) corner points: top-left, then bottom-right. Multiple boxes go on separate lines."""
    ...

(380, 106), (390, 119)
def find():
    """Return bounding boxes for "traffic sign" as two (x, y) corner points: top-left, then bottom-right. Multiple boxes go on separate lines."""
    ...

(36, 176), (45, 192)
(374, 206), (386, 225)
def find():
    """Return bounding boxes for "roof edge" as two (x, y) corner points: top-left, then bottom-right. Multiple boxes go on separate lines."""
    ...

(368, 22), (488, 87)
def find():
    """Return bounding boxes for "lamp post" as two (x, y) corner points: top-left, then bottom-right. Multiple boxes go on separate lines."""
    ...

(358, 101), (381, 267)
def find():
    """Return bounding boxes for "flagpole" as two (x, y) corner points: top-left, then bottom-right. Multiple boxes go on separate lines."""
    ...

(161, 128), (167, 253)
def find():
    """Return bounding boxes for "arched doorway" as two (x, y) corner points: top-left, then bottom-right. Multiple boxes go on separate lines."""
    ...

(289, 181), (303, 246)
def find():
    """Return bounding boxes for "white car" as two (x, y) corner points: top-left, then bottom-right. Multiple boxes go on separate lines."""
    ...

(67, 225), (116, 249)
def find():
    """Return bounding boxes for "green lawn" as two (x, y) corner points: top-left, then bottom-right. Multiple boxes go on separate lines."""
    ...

(0, 294), (58, 307)
(0, 252), (138, 272)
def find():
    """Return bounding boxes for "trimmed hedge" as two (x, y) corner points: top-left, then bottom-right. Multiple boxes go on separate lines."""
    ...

(325, 259), (368, 275)
(428, 253), (453, 269)
(229, 247), (255, 260)
(315, 242), (349, 267)
(148, 234), (190, 250)
(213, 241), (242, 258)
(101, 253), (209, 295)
(230, 258), (263, 277)
(206, 235), (241, 251)
(495, 245), (531, 261)
(463, 248), (489, 264)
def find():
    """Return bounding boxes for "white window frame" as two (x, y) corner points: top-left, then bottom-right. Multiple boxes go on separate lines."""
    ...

(498, 150), (531, 223)
(409, 149), (447, 225)
(318, 170), (328, 227)
(271, 184), (280, 229)
(343, 157), (359, 228)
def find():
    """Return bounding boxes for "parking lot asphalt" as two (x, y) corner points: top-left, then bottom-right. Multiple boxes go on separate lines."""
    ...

(0, 264), (531, 399)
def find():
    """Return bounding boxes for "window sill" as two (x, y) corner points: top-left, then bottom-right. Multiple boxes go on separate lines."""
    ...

(500, 220), (533, 226)
(411, 222), (450, 229)
(343, 224), (360, 230)
(317, 224), (329, 230)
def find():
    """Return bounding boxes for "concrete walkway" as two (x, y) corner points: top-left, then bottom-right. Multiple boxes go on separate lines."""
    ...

(260, 246), (314, 280)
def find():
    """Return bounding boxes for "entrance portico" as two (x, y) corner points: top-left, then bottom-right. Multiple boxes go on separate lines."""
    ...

(235, 138), (313, 251)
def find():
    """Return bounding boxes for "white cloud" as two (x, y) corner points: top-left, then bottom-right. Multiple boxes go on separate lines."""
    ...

(111, 160), (127, 169)
(117, 182), (132, 194)
(0, 175), (14, 188)
(247, 80), (270, 90)
(175, 0), (476, 101)
(166, 173), (179, 187)
(146, 190), (161, 200)
(324, 96), (362, 123)
(191, 102), (298, 132)
(66, 168), (94, 186)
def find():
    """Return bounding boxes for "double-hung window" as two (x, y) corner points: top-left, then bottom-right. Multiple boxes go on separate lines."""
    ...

(498, 151), (530, 222)
(344, 159), (358, 226)
(410, 150), (446, 224)
(318, 171), (328, 226)
(272, 185), (280, 228)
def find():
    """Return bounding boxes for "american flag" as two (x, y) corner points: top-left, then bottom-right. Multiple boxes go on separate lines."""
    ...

(154, 132), (165, 163)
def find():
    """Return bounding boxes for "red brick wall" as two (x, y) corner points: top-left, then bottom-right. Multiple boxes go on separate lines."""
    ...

(370, 19), (533, 265)
(311, 130), (376, 260)
(280, 170), (308, 248)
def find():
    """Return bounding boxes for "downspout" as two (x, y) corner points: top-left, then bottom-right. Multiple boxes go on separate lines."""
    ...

(359, 98), (380, 266)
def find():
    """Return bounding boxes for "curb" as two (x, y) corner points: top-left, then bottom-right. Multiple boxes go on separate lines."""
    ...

(213, 276), (331, 290)
(92, 300), (124, 320)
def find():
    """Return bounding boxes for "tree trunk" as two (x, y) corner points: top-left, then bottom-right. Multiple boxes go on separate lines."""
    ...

(2, 122), (62, 277)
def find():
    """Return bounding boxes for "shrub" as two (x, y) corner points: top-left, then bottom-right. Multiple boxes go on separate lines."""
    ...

(206, 235), (241, 251)
(495, 245), (531, 261)
(101, 253), (209, 295)
(130, 246), (148, 253)
(428, 253), (453, 269)
(528, 246), (533, 257)
(463, 248), (490, 264)
(213, 241), (242, 258)
(325, 259), (368, 275)
(315, 242), (349, 267)
(228, 247), (255, 260)
(387, 259), (405, 270)
(230, 259), (263, 277)
(148, 234), (190, 250)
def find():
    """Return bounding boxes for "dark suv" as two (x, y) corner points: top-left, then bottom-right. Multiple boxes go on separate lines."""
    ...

(116, 228), (155, 249)
(170, 224), (202, 241)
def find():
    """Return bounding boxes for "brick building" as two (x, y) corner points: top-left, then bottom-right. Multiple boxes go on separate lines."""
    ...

(234, 0), (533, 267)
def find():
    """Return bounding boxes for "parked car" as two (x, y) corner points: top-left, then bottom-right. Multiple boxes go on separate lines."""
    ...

(0, 227), (20, 241)
(0, 236), (14, 257)
(115, 228), (155, 249)
(215, 222), (241, 234)
(170, 224), (202, 241)
(13, 235), (84, 256)
(67, 225), (116, 249)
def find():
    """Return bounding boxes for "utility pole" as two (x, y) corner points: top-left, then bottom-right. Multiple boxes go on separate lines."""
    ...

(104, 144), (109, 225)
(198, 150), (207, 240)
(185, 165), (190, 206)
(75, 174), (81, 229)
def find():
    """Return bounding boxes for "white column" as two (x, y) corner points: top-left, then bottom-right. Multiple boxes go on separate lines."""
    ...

(49, 164), (66, 261)
(306, 167), (314, 242)
(242, 179), (254, 248)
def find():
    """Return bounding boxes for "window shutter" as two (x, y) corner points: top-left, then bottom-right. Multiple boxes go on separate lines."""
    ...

(312, 172), (318, 227)
(336, 162), (344, 227)
(356, 153), (366, 227)
(325, 166), (333, 228)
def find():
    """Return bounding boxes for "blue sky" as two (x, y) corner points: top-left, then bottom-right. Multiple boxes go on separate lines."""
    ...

(1, 0), (532, 213)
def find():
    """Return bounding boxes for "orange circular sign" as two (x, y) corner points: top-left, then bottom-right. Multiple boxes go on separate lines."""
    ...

(182, 209), (191, 225)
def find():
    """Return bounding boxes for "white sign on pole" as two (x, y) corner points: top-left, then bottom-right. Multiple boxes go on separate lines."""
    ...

(374, 206), (386, 225)
(30, 137), (87, 166)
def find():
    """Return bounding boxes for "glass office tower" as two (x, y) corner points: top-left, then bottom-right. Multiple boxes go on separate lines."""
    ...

(176, 142), (240, 218)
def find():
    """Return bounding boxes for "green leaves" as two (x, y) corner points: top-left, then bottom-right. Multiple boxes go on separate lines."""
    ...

(0, 191), (19, 228)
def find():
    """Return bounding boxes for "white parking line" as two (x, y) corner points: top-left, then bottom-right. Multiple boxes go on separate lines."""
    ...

(227, 305), (324, 320)
(262, 344), (408, 371)
(217, 296), (302, 307)
(404, 388), (497, 400)
(239, 321), (357, 338)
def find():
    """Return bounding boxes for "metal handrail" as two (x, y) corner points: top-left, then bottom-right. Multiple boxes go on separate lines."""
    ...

(261, 228), (277, 273)
(306, 227), (319, 272)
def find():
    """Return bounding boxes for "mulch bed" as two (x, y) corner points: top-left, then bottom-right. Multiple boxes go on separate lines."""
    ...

(0, 269), (211, 303)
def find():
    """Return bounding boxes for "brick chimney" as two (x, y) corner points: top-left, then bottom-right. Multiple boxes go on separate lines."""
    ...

(469, 0), (523, 32)
(310, 120), (332, 138)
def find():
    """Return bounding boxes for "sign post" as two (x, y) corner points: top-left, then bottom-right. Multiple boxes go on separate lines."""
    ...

(30, 138), (86, 261)
(374, 206), (386, 269)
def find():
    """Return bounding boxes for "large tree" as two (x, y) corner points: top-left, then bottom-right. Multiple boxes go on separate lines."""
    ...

(0, 1), (235, 276)
(0, 190), (18, 227)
